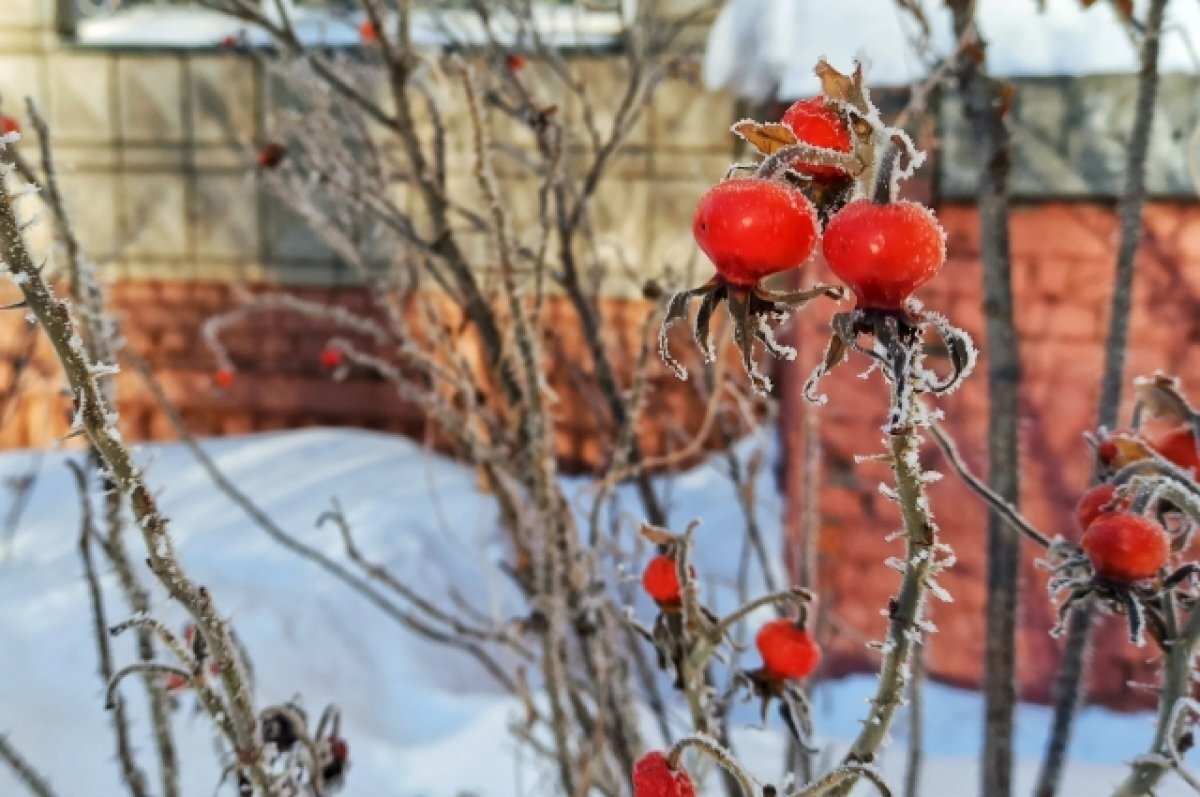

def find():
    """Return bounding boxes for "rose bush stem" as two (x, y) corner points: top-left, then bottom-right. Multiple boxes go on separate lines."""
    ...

(826, 421), (938, 796)
(0, 165), (271, 794)
(1112, 599), (1200, 796)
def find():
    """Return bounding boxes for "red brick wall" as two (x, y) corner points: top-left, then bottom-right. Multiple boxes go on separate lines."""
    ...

(778, 202), (1200, 709)
(0, 282), (725, 472)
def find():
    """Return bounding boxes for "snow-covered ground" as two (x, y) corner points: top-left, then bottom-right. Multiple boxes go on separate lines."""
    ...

(0, 429), (1192, 795)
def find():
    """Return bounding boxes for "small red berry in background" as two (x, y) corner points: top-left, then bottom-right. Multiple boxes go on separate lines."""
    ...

(642, 554), (687, 605)
(0, 115), (19, 137)
(1082, 512), (1170, 582)
(257, 141), (287, 169)
(319, 346), (344, 370)
(1151, 424), (1200, 478)
(756, 618), (820, 680)
(214, 368), (236, 389)
(822, 199), (946, 310)
(779, 97), (852, 179)
(359, 19), (377, 43)
(692, 178), (819, 287)
(1074, 483), (1122, 534)
(505, 53), (527, 72)
(632, 752), (695, 797)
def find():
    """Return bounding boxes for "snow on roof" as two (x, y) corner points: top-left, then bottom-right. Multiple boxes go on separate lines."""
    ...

(704, 0), (1200, 101)
(75, 3), (625, 49)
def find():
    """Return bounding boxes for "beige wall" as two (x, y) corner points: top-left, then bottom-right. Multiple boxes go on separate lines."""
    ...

(0, 0), (733, 292)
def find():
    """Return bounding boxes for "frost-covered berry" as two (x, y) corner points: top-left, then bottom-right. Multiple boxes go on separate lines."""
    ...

(780, 97), (852, 179)
(755, 619), (821, 680)
(632, 752), (695, 797)
(1082, 512), (1170, 583)
(0, 115), (20, 137)
(1074, 483), (1121, 534)
(822, 199), (946, 310)
(1151, 425), (1200, 478)
(693, 178), (819, 287)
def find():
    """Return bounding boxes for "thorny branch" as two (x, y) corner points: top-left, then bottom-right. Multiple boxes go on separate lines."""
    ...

(18, 96), (181, 797)
(0, 735), (58, 797)
(68, 461), (151, 797)
(0, 146), (272, 794)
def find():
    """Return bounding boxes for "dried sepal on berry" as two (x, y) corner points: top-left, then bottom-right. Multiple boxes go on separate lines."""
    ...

(1132, 372), (1197, 427)
(804, 305), (976, 432)
(731, 120), (799, 155)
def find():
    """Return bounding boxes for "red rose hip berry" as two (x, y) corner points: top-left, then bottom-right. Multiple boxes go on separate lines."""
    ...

(755, 619), (821, 680)
(0, 115), (19, 137)
(1082, 512), (1170, 582)
(1074, 483), (1121, 534)
(780, 97), (852, 178)
(693, 178), (819, 287)
(633, 752), (695, 797)
(319, 347), (344, 369)
(642, 554), (688, 605)
(822, 199), (946, 309)
(213, 368), (236, 389)
(1152, 425), (1200, 478)
(258, 141), (287, 169)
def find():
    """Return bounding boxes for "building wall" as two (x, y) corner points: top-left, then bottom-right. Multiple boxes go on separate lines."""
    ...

(779, 202), (1200, 709)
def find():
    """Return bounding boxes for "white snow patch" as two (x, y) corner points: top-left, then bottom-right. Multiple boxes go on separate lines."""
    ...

(0, 428), (1194, 795)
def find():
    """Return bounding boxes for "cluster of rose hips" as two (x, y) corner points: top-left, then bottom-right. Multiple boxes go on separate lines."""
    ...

(637, 548), (821, 795)
(641, 546), (821, 742)
(1049, 378), (1200, 644)
(661, 62), (955, 401)
(643, 552), (819, 681)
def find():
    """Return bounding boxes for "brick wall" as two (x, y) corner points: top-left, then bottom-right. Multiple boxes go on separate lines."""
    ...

(0, 279), (731, 474)
(778, 202), (1200, 709)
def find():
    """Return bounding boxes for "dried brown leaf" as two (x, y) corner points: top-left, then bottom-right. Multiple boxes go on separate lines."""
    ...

(813, 59), (868, 113)
(731, 120), (798, 155)
(639, 522), (677, 546)
(1134, 373), (1194, 425)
